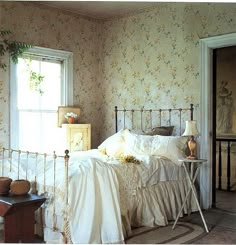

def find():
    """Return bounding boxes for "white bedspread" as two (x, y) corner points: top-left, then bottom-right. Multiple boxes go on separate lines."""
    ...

(65, 150), (187, 243)
(68, 158), (123, 244)
(0, 149), (188, 244)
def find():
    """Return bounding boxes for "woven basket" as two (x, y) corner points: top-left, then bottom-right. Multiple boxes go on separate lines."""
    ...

(0, 177), (12, 195)
(10, 179), (31, 195)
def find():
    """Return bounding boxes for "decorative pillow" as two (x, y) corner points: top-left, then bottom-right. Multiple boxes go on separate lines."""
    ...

(127, 126), (174, 136)
(145, 126), (174, 136)
(98, 129), (128, 157)
(124, 131), (188, 165)
(152, 135), (188, 165)
(124, 131), (155, 155)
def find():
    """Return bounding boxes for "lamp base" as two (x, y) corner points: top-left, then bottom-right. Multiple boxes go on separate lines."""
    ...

(187, 136), (198, 160)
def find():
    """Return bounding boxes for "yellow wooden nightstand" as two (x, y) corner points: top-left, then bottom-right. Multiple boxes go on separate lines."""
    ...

(61, 124), (91, 152)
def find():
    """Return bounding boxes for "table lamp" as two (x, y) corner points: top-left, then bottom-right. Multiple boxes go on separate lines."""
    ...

(182, 120), (200, 159)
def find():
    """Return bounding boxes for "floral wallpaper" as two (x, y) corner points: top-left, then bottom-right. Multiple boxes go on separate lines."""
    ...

(0, 1), (102, 148)
(99, 2), (236, 140)
(1, 2), (236, 149)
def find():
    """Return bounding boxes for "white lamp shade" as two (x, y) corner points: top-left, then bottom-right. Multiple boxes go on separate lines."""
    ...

(182, 120), (200, 136)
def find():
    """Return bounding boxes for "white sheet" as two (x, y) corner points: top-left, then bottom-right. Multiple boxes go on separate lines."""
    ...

(76, 150), (186, 185)
(68, 158), (124, 243)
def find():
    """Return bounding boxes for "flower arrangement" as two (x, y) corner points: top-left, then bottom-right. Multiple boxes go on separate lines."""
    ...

(120, 155), (141, 165)
(64, 112), (78, 119)
(65, 112), (78, 124)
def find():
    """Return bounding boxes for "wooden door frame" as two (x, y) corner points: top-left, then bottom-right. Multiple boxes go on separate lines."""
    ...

(200, 33), (236, 209)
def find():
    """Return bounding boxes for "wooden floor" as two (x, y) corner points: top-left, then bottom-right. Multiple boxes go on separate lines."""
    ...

(215, 189), (236, 212)
(182, 189), (236, 244)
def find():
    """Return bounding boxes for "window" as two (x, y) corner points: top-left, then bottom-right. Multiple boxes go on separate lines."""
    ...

(10, 47), (73, 153)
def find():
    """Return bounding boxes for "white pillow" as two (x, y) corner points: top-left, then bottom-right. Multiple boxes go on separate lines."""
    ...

(98, 129), (128, 157)
(153, 135), (188, 164)
(124, 131), (187, 164)
(124, 131), (155, 155)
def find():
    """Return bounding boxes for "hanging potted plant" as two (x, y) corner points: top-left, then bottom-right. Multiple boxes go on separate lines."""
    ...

(0, 30), (45, 95)
(0, 30), (32, 70)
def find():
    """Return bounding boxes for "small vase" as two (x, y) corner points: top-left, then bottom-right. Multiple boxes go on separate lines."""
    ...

(67, 117), (76, 124)
(10, 179), (31, 195)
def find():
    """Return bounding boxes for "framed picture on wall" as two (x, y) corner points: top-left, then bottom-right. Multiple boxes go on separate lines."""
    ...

(58, 106), (81, 127)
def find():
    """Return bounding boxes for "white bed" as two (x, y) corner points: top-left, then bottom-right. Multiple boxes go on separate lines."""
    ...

(0, 128), (198, 243)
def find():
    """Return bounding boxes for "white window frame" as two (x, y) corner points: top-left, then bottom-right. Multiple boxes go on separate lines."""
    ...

(10, 46), (73, 149)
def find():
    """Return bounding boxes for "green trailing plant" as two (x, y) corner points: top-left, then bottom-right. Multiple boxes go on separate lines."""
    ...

(0, 30), (32, 70)
(29, 70), (44, 95)
(24, 58), (44, 95)
(0, 30), (44, 95)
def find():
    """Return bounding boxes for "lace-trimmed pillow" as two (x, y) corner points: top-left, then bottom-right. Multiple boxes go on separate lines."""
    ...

(124, 131), (187, 165)
(98, 129), (128, 157)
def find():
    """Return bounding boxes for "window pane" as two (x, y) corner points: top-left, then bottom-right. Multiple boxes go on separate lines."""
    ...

(19, 111), (62, 152)
(17, 58), (61, 110)
(16, 56), (64, 152)
(19, 111), (41, 152)
(11, 47), (72, 153)
(40, 61), (61, 110)
(17, 58), (40, 110)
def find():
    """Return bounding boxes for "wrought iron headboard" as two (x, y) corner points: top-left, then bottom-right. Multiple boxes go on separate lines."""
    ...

(115, 103), (194, 135)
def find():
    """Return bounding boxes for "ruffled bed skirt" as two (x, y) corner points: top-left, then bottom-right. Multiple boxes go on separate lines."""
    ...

(37, 178), (198, 243)
(122, 178), (198, 238)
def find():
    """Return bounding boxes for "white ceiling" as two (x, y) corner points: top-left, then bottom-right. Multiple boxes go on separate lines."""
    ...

(37, 1), (161, 20)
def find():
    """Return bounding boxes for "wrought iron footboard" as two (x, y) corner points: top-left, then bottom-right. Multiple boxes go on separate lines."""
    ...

(0, 148), (70, 242)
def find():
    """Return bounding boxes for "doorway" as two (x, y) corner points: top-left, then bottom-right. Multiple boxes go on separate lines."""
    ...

(200, 33), (236, 210)
(213, 46), (236, 212)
